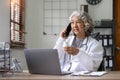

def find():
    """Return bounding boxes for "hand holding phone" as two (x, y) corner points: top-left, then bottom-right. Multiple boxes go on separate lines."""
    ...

(65, 23), (71, 37)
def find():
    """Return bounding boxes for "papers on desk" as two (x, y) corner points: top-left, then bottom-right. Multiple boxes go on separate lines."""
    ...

(71, 71), (107, 77)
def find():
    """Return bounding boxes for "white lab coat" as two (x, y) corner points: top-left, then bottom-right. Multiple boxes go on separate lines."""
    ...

(54, 35), (103, 72)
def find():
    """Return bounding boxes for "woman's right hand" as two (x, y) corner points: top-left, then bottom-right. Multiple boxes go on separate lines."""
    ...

(60, 28), (68, 39)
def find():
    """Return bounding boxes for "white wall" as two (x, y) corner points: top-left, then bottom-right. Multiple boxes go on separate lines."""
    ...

(0, 0), (10, 42)
(25, 0), (58, 49)
(77, 0), (113, 21)
(0, 0), (113, 70)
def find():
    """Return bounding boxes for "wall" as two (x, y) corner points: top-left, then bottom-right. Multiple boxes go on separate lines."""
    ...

(77, 0), (113, 21)
(0, 0), (10, 42)
(0, 0), (113, 70)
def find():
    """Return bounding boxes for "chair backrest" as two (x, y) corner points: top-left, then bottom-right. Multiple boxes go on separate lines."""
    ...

(91, 32), (100, 41)
(97, 44), (106, 71)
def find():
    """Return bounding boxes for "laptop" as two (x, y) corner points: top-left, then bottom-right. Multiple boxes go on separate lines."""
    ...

(24, 48), (72, 75)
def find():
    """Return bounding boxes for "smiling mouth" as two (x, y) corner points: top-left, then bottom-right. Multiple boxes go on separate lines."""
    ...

(74, 29), (79, 32)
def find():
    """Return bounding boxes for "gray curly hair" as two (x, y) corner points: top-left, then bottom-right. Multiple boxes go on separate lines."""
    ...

(69, 11), (94, 36)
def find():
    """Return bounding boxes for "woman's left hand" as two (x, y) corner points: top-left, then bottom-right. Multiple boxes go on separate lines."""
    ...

(63, 46), (79, 55)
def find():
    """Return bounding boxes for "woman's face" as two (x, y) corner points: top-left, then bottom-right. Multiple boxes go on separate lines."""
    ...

(71, 15), (85, 38)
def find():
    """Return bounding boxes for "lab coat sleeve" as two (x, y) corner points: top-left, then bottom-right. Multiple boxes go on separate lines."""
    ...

(53, 37), (66, 68)
(54, 37), (65, 49)
(76, 49), (94, 71)
(76, 39), (103, 71)
(88, 40), (104, 71)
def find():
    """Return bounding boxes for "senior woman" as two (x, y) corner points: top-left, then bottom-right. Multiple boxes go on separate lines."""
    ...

(54, 11), (103, 72)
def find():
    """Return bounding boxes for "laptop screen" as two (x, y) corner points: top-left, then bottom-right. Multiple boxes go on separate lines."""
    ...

(24, 48), (62, 75)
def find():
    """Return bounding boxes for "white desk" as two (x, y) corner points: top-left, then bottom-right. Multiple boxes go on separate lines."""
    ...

(0, 71), (120, 80)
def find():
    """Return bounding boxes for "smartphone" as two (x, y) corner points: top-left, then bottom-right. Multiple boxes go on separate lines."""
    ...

(65, 23), (71, 37)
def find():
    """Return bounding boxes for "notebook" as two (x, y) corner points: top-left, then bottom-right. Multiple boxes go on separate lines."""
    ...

(24, 48), (72, 75)
(71, 71), (107, 77)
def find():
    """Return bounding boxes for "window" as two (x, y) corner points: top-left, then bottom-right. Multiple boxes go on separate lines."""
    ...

(10, 0), (25, 48)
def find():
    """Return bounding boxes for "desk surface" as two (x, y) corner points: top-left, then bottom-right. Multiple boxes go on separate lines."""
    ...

(0, 71), (120, 80)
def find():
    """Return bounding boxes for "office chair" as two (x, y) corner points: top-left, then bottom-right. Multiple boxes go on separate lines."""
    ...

(97, 48), (106, 71)
(91, 32), (100, 41)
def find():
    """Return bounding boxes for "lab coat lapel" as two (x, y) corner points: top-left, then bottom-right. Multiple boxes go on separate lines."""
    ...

(82, 37), (88, 45)
(80, 37), (89, 51)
